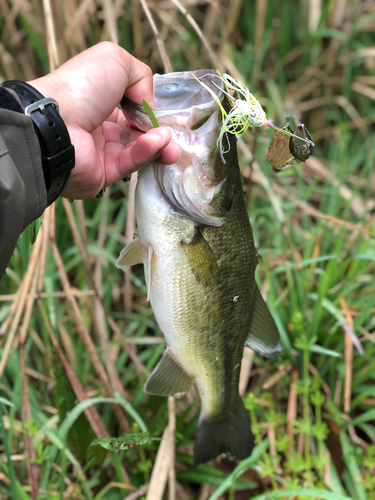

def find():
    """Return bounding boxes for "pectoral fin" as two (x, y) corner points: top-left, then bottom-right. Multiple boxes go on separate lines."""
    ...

(245, 287), (281, 359)
(116, 237), (147, 268)
(116, 238), (154, 299)
(145, 349), (194, 398)
(181, 229), (219, 288)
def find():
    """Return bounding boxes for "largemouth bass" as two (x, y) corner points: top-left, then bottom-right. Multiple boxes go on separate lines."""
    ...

(116, 70), (280, 465)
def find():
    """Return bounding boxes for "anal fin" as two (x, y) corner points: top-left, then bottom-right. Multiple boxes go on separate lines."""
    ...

(145, 349), (194, 398)
(245, 287), (281, 359)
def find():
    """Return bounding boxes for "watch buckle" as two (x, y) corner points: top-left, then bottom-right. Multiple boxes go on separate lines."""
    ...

(25, 97), (59, 116)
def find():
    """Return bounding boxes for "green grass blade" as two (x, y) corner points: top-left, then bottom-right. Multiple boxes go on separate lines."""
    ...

(250, 490), (352, 500)
(142, 99), (160, 128)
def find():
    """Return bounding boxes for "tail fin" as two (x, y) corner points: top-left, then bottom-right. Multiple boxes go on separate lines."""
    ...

(194, 399), (254, 465)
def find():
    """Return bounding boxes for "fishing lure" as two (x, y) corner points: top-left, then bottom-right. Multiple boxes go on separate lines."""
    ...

(192, 71), (314, 164)
(268, 124), (314, 170)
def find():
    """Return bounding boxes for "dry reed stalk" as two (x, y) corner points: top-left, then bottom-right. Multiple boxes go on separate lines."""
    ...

(20, 260), (40, 499)
(41, 298), (134, 484)
(42, 0), (59, 70)
(63, 0), (96, 48)
(308, 363), (332, 399)
(36, 208), (51, 293)
(20, 344), (40, 499)
(352, 80), (375, 100)
(202, 2), (219, 41)
(170, 0), (223, 70)
(0, 266), (25, 334)
(92, 193), (131, 404)
(139, 0), (173, 73)
(0, 289), (96, 301)
(323, 450), (331, 487)
(333, 377), (342, 407)
(19, 261), (40, 350)
(197, 484), (212, 500)
(62, 198), (146, 375)
(74, 200), (87, 247)
(0, 43), (18, 80)
(146, 423), (172, 500)
(168, 396), (176, 500)
(38, 300), (111, 440)
(93, 191), (110, 350)
(313, 113), (375, 141)
(262, 363), (293, 390)
(220, 0), (243, 47)
(101, 0), (118, 43)
(60, 0), (86, 51)
(0, 472), (11, 485)
(252, 171), (374, 238)
(131, 0), (143, 58)
(0, 0), (17, 41)
(239, 347), (254, 397)
(247, 158), (286, 223)
(238, 136), (282, 222)
(297, 422), (304, 456)
(25, 367), (52, 384)
(0, 226), (43, 377)
(57, 319), (77, 368)
(254, 0), (267, 73)
(340, 297), (353, 414)
(51, 239), (132, 435)
(268, 423), (277, 459)
(348, 425), (369, 450)
(308, 0), (322, 33)
(125, 486), (149, 500)
(287, 367), (299, 457)
(331, 0), (348, 27)
(304, 157), (365, 218)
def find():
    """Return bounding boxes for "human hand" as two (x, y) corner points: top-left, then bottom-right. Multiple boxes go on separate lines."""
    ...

(28, 42), (181, 199)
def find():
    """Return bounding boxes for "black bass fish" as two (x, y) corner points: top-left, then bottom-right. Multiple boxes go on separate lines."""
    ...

(116, 70), (280, 465)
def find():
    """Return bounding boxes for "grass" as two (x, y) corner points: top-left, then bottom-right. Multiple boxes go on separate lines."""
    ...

(0, 0), (375, 499)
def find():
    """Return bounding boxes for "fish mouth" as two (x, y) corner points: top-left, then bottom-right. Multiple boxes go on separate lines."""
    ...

(121, 70), (228, 227)
(153, 69), (223, 110)
(121, 69), (225, 131)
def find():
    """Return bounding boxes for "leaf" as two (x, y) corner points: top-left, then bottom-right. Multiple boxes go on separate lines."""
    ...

(142, 99), (160, 128)
(207, 441), (268, 500)
(177, 464), (256, 489)
(351, 408), (375, 426)
(309, 344), (342, 358)
(87, 433), (149, 466)
(0, 397), (15, 407)
(250, 489), (352, 500)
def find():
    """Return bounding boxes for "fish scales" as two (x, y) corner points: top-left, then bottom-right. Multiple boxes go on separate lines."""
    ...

(117, 70), (281, 465)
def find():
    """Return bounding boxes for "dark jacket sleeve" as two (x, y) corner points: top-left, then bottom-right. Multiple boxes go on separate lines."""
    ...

(0, 93), (47, 279)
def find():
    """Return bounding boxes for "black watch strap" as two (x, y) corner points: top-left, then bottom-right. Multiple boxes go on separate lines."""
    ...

(0, 80), (75, 205)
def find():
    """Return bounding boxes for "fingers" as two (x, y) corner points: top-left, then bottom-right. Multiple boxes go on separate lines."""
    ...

(29, 42), (155, 131)
(103, 128), (181, 187)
